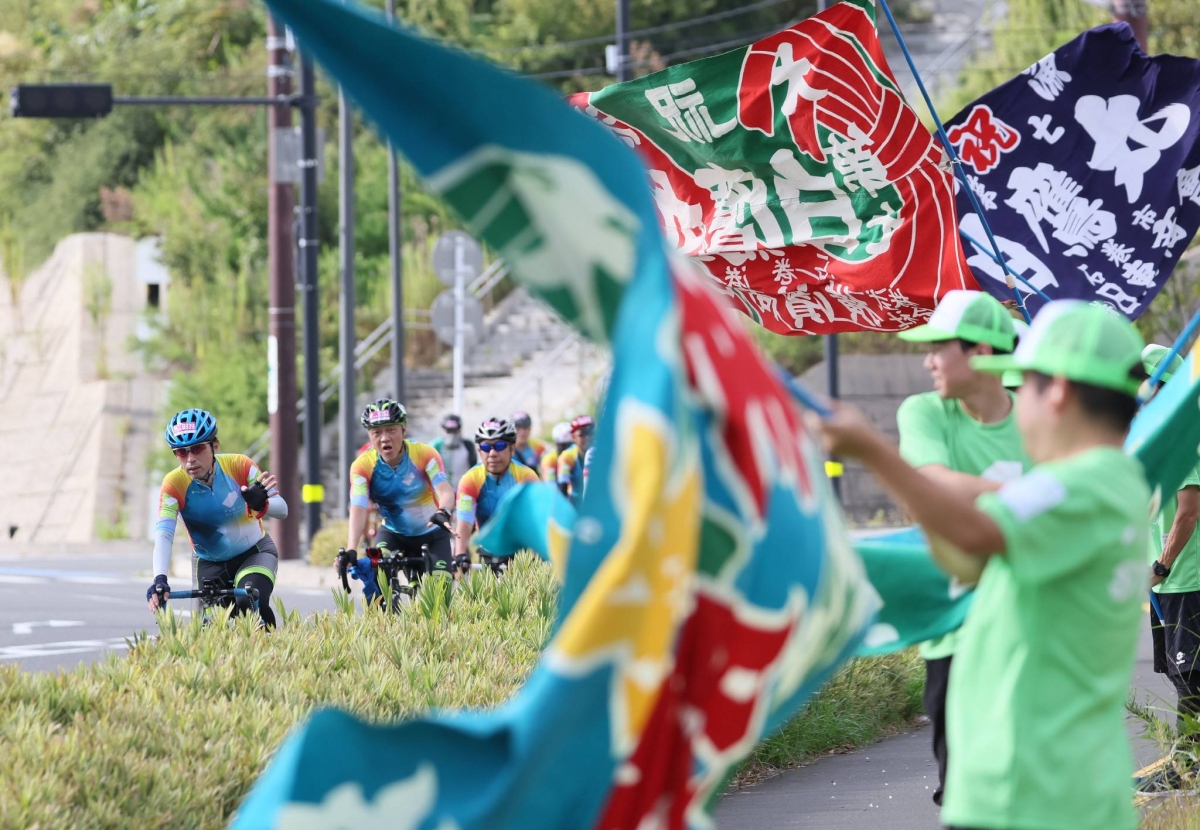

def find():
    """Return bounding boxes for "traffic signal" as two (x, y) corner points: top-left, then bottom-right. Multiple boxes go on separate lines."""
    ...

(10, 83), (113, 119)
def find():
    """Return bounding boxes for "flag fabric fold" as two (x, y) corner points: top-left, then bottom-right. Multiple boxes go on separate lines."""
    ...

(231, 1), (876, 828)
(944, 23), (1200, 319)
(566, 0), (978, 336)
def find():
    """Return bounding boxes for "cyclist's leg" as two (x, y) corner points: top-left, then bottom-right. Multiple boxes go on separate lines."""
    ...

(233, 536), (279, 628)
(422, 527), (454, 575)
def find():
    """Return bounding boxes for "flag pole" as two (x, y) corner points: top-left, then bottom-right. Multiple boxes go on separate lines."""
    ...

(875, 0), (1032, 324)
(1140, 304), (1200, 403)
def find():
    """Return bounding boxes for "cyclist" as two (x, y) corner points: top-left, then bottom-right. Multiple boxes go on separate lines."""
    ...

(557, 414), (595, 506)
(345, 399), (457, 578)
(430, 413), (478, 492)
(146, 409), (288, 628)
(510, 411), (546, 473)
(454, 417), (540, 561)
(539, 421), (573, 481)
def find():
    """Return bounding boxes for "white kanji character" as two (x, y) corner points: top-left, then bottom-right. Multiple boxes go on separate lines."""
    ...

(583, 104), (641, 148)
(769, 41), (828, 117)
(825, 124), (890, 197)
(644, 77), (736, 144)
(1027, 114), (1064, 144)
(1097, 281), (1139, 314)
(1152, 206), (1187, 255)
(1100, 239), (1134, 267)
(648, 169), (706, 256)
(967, 175), (997, 210)
(960, 213), (1060, 294)
(694, 163), (785, 253)
(1022, 54), (1072, 102)
(771, 258), (797, 293)
(1178, 165), (1200, 207)
(1121, 259), (1158, 288)
(724, 264), (751, 291)
(1005, 163), (1116, 256)
(1078, 264), (1105, 287)
(769, 149), (866, 254)
(828, 286), (883, 328)
(750, 291), (781, 322)
(1075, 95), (1192, 203)
(783, 284), (834, 329)
(1132, 204), (1157, 230)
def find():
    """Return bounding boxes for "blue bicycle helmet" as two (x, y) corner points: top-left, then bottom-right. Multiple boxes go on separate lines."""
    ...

(165, 409), (218, 449)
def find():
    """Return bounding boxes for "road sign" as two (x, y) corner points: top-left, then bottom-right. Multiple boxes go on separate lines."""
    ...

(430, 289), (483, 346)
(432, 230), (482, 287)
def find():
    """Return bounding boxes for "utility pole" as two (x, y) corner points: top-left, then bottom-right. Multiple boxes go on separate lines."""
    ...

(337, 80), (355, 518)
(266, 18), (300, 559)
(298, 52), (323, 540)
(386, 0), (406, 404)
(614, 0), (631, 81)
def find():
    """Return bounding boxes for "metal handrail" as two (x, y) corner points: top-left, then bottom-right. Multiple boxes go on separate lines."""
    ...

(247, 261), (510, 462)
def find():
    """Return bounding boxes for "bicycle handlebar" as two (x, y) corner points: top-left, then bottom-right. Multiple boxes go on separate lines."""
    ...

(168, 587), (256, 601)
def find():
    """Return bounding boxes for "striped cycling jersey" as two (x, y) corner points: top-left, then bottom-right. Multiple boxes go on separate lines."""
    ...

(350, 442), (448, 536)
(456, 461), (540, 528)
(157, 454), (266, 562)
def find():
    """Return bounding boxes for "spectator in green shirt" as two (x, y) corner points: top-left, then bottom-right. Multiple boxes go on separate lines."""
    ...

(1141, 344), (1200, 764)
(814, 301), (1150, 830)
(894, 290), (1033, 806)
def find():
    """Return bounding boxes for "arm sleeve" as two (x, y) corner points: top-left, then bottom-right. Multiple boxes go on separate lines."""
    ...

(349, 456), (372, 510)
(975, 469), (1097, 583)
(557, 449), (574, 485)
(152, 479), (182, 577)
(896, 396), (951, 469)
(266, 495), (288, 519)
(423, 446), (450, 488)
(457, 471), (480, 527)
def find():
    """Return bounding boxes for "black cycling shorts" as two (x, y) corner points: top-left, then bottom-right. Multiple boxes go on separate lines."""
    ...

(375, 526), (453, 572)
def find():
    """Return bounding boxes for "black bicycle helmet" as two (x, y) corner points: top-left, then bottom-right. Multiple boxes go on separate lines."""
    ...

(360, 399), (407, 429)
(511, 410), (533, 429)
(475, 417), (517, 443)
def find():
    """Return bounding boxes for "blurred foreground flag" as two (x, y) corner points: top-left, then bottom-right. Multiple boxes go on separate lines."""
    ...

(944, 23), (1200, 319)
(567, 0), (978, 335)
(233, 0), (876, 828)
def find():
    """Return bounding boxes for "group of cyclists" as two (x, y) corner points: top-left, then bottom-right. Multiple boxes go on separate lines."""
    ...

(145, 400), (597, 626)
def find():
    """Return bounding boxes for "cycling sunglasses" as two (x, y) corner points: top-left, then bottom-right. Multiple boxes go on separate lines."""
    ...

(173, 442), (213, 460)
(478, 441), (509, 453)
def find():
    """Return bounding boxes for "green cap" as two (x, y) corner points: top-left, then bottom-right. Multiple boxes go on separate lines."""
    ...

(1142, 343), (1183, 384)
(898, 290), (1016, 351)
(971, 301), (1145, 396)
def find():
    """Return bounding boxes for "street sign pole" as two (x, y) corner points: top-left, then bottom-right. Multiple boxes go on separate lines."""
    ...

(453, 235), (466, 415)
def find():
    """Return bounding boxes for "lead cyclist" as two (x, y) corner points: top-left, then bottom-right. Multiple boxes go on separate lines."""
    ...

(146, 409), (289, 628)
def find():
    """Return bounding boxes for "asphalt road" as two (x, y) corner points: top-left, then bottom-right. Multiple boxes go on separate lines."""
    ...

(716, 621), (1174, 829)
(0, 551), (336, 673)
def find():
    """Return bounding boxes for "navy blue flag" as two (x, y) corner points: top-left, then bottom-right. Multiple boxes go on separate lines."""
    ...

(945, 23), (1200, 318)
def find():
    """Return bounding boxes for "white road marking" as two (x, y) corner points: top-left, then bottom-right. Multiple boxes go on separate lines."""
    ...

(0, 575), (47, 584)
(12, 620), (85, 635)
(0, 637), (131, 660)
(59, 576), (126, 585)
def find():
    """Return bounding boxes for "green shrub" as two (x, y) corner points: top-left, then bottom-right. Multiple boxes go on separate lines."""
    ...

(0, 555), (555, 830)
(307, 519), (349, 567)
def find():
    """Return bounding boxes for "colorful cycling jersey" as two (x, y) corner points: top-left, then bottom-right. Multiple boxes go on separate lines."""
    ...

(557, 444), (585, 505)
(583, 445), (595, 496)
(512, 440), (545, 473)
(539, 448), (560, 480)
(350, 442), (448, 536)
(157, 454), (266, 562)
(456, 461), (540, 528)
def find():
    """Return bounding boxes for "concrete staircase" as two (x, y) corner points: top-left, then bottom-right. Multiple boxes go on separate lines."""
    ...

(318, 286), (609, 513)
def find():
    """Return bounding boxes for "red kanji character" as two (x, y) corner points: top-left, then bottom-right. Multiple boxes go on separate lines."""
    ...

(946, 105), (1021, 175)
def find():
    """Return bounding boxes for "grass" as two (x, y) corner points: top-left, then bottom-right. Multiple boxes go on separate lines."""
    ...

(1129, 690), (1200, 828)
(734, 648), (926, 787)
(0, 553), (927, 829)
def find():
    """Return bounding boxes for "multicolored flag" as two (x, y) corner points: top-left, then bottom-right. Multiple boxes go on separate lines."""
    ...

(567, 0), (978, 336)
(231, 0), (876, 828)
(944, 23), (1200, 319)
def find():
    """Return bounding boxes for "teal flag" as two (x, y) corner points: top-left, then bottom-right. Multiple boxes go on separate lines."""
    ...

(1126, 340), (1200, 505)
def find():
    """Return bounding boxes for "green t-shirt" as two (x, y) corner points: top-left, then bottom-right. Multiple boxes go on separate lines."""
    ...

(1150, 464), (1200, 594)
(943, 447), (1148, 830)
(896, 391), (1031, 659)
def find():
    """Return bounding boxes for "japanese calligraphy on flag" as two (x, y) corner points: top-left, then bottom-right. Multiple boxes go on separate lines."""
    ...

(230, 0), (876, 828)
(567, 0), (977, 336)
(945, 23), (1200, 319)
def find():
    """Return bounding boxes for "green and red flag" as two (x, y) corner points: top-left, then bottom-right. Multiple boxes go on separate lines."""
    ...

(568, 0), (979, 335)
